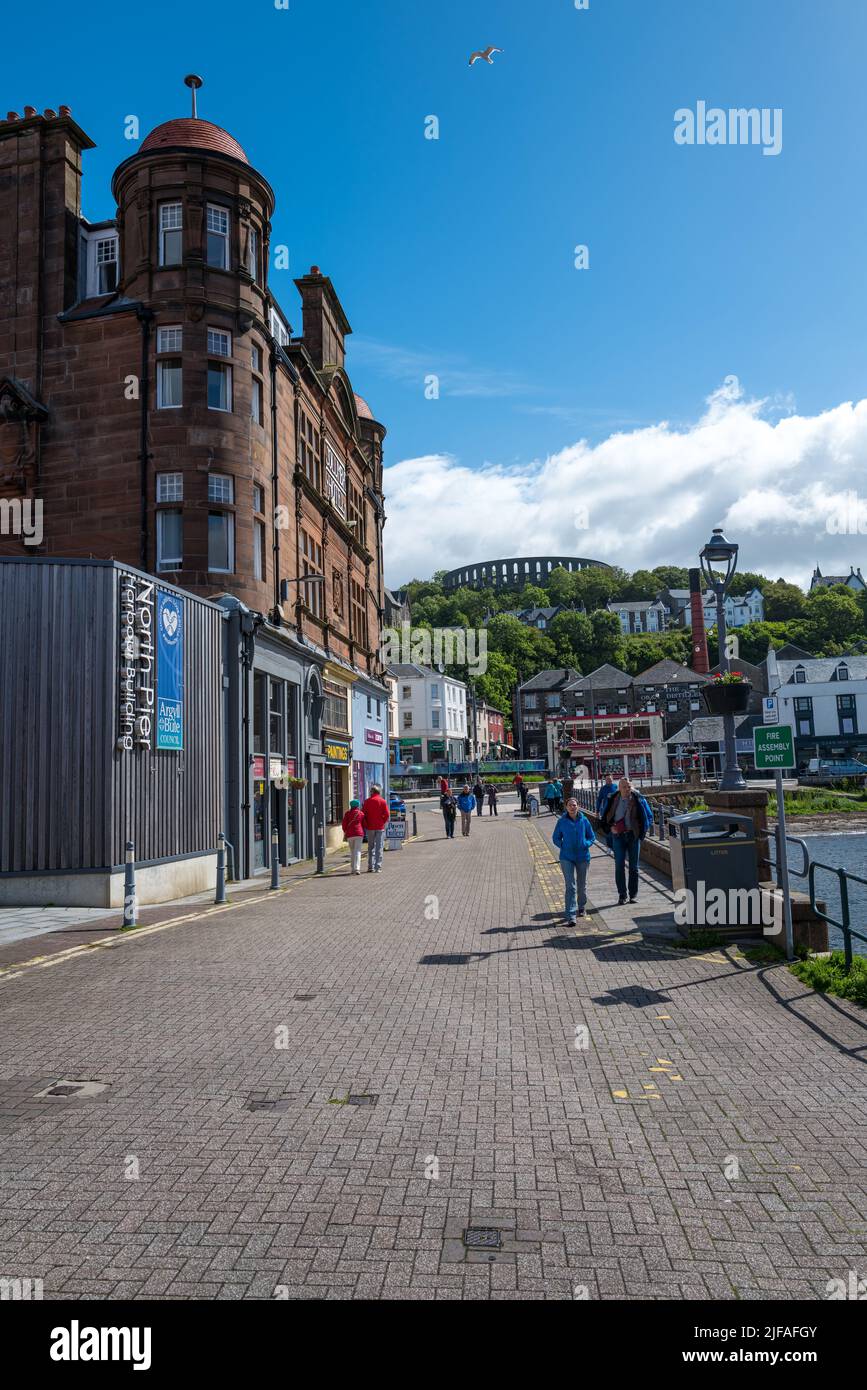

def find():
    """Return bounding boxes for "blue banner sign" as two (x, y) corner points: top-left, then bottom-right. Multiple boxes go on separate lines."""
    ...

(156, 591), (184, 750)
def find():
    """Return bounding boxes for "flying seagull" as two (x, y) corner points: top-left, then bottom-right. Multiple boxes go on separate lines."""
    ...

(469, 46), (502, 66)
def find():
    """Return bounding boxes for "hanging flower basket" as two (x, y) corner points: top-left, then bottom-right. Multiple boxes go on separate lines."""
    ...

(703, 674), (752, 715)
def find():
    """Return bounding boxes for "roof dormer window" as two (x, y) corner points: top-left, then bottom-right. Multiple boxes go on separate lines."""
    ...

(93, 236), (118, 294)
(794, 666), (807, 683)
(837, 664), (850, 682)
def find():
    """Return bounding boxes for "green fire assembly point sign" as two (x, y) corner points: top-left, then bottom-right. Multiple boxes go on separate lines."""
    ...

(753, 724), (795, 770)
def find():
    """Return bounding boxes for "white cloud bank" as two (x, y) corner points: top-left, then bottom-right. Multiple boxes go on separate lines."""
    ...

(382, 379), (867, 589)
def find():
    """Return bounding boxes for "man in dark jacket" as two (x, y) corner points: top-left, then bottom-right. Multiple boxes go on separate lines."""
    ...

(472, 776), (485, 816)
(600, 777), (648, 904)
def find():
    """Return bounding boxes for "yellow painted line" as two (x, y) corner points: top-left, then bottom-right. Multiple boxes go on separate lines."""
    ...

(657, 1014), (671, 1020)
(668, 1074), (683, 1082)
(612, 1089), (629, 1099)
(656, 1058), (673, 1065)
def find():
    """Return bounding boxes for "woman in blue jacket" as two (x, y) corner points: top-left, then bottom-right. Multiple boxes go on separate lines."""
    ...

(552, 797), (596, 925)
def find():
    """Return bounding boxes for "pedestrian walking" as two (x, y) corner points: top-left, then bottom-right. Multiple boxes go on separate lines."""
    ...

(472, 776), (485, 817)
(596, 772), (618, 849)
(486, 782), (498, 816)
(362, 783), (390, 873)
(457, 784), (476, 836)
(513, 771), (527, 811)
(552, 797), (596, 925)
(439, 774), (450, 797)
(441, 790), (457, 838)
(599, 776), (652, 904)
(341, 798), (365, 875)
(544, 779), (560, 816)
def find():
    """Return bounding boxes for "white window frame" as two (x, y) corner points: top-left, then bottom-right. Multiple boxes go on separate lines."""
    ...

(208, 473), (234, 505)
(87, 233), (119, 295)
(269, 308), (290, 347)
(156, 355), (182, 409)
(156, 325), (183, 353)
(253, 483), (265, 513)
(159, 202), (183, 266)
(206, 204), (230, 269)
(156, 473), (183, 503)
(247, 225), (259, 281)
(156, 509), (183, 570)
(207, 327), (231, 358)
(251, 343), (262, 373)
(251, 375), (263, 427)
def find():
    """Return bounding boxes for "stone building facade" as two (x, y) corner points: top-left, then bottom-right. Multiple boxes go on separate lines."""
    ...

(0, 98), (388, 875)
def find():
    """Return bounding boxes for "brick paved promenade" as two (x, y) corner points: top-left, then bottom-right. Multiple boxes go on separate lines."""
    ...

(1, 797), (865, 1300)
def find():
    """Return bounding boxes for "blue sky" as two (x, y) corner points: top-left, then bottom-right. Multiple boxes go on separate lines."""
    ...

(5, 0), (867, 585)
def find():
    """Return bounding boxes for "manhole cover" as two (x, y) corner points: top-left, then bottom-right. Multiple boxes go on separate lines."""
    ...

(347, 1093), (378, 1107)
(246, 1096), (292, 1112)
(35, 1079), (108, 1100)
(463, 1227), (502, 1249)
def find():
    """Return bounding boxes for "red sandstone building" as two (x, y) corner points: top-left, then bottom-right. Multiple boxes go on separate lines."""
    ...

(0, 91), (389, 878)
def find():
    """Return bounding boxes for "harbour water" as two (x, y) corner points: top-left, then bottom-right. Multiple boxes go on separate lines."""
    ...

(783, 831), (867, 957)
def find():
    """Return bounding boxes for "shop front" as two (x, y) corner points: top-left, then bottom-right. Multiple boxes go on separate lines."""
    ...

(351, 678), (389, 801)
(324, 736), (352, 849)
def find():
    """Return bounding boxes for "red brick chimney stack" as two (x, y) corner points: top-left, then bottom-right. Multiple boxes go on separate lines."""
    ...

(689, 567), (710, 674)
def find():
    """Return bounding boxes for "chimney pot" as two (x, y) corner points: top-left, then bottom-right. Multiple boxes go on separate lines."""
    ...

(23, 105), (37, 118)
(6, 111), (19, 122)
(59, 105), (71, 117)
(44, 108), (57, 119)
(310, 265), (320, 275)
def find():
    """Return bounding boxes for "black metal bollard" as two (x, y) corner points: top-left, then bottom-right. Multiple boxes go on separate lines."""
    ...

(215, 832), (227, 905)
(412, 809), (418, 838)
(122, 841), (137, 928)
(315, 822), (325, 874)
(269, 826), (280, 890)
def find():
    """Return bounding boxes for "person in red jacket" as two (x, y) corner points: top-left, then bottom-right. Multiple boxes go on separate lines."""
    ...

(439, 775), (450, 797)
(362, 784), (390, 873)
(341, 798), (365, 876)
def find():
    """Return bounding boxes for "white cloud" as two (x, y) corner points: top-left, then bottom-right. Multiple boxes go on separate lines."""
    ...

(383, 380), (867, 588)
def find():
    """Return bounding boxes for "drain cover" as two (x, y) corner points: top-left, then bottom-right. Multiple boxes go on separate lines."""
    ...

(36, 1079), (108, 1100)
(463, 1227), (502, 1250)
(246, 1095), (292, 1112)
(347, 1093), (378, 1107)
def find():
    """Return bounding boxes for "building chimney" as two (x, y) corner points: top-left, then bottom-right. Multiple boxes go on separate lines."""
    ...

(293, 266), (352, 370)
(689, 567), (709, 674)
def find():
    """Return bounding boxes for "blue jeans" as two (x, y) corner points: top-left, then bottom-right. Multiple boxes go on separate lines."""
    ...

(560, 859), (588, 919)
(612, 832), (640, 900)
(367, 829), (385, 870)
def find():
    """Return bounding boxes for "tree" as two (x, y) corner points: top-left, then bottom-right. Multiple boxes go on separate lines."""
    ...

(803, 587), (864, 649)
(473, 650), (517, 716)
(572, 566), (624, 613)
(586, 610), (627, 671)
(548, 610), (593, 671)
(728, 570), (770, 596)
(486, 614), (556, 673)
(618, 568), (659, 601)
(547, 566), (578, 607)
(651, 565), (691, 591)
(763, 579), (806, 621)
(621, 630), (692, 675)
(515, 583), (549, 610)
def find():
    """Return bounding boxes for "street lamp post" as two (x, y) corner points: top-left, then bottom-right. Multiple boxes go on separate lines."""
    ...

(699, 527), (746, 792)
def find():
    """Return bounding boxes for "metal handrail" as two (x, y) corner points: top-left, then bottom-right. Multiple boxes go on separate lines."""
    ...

(807, 860), (867, 972)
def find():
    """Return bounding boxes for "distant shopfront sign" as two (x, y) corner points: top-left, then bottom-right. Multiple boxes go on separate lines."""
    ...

(156, 591), (184, 750)
(325, 739), (351, 766)
(364, 729), (384, 746)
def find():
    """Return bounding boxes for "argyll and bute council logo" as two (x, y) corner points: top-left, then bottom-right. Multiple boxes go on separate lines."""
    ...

(160, 597), (181, 644)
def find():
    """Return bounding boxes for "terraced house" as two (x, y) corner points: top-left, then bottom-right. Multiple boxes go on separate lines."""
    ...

(0, 92), (388, 890)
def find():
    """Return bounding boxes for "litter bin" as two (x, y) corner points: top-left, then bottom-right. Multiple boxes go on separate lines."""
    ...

(527, 794), (539, 818)
(668, 811), (758, 922)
